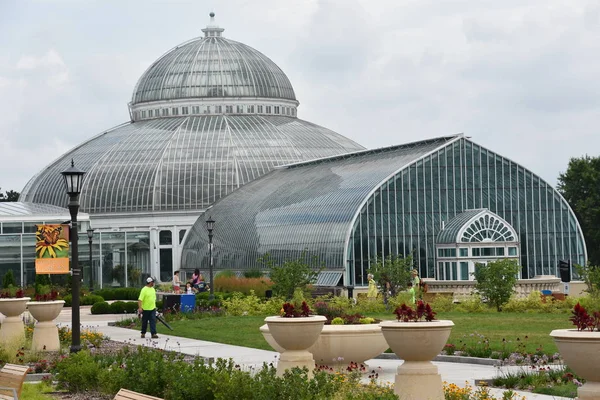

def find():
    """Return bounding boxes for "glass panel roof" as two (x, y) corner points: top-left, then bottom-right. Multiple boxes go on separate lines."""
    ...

(131, 36), (296, 105)
(182, 136), (458, 270)
(19, 116), (364, 214)
(436, 209), (486, 244)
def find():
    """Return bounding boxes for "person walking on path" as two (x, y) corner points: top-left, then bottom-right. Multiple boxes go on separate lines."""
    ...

(411, 269), (421, 297)
(138, 277), (158, 339)
(367, 273), (378, 299)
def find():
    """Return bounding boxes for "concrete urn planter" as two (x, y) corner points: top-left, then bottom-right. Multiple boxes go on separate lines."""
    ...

(0, 298), (31, 345)
(380, 320), (454, 400)
(264, 315), (326, 377)
(550, 329), (600, 400)
(261, 323), (388, 366)
(27, 300), (65, 351)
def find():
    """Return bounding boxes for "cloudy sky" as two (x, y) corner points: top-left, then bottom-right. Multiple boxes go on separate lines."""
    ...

(1, 0), (599, 193)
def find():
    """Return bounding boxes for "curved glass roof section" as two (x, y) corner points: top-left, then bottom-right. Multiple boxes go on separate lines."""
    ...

(0, 202), (70, 217)
(181, 136), (458, 270)
(131, 16), (296, 109)
(436, 209), (517, 244)
(19, 115), (364, 214)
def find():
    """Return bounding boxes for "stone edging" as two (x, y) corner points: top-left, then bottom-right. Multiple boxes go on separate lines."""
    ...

(374, 353), (502, 366)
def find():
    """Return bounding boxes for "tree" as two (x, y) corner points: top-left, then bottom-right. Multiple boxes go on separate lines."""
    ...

(575, 263), (600, 298)
(0, 188), (19, 202)
(557, 155), (600, 265)
(260, 252), (323, 300)
(474, 259), (520, 311)
(368, 254), (413, 303)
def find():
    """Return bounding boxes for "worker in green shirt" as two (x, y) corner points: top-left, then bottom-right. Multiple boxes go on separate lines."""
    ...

(138, 277), (158, 339)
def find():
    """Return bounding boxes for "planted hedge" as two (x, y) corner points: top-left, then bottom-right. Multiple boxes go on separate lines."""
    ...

(94, 288), (140, 300)
(52, 347), (397, 399)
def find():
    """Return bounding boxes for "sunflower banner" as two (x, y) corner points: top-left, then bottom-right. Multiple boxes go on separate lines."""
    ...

(35, 224), (70, 274)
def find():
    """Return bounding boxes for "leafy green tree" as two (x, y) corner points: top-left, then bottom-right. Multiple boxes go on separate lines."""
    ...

(2, 270), (16, 289)
(557, 155), (600, 265)
(474, 259), (520, 311)
(368, 254), (413, 303)
(0, 188), (19, 202)
(575, 263), (600, 298)
(260, 251), (323, 300)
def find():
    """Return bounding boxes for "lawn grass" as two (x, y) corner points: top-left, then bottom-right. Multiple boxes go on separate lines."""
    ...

(155, 311), (573, 355)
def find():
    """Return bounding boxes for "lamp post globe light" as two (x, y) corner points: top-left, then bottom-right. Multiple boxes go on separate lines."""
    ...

(61, 159), (85, 353)
(86, 228), (94, 290)
(206, 216), (215, 300)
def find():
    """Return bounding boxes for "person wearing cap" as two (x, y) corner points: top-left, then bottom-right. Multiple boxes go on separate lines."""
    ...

(138, 277), (158, 339)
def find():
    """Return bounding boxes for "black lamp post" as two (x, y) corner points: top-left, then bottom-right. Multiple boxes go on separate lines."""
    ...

(86, 228), (94, 290)
(61, 159), (85, 353)
(206, 216), (215, 300)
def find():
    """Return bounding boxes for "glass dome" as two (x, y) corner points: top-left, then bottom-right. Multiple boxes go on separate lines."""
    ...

(130, 14), (297, 122)
(20, 14), (365, 214)
(20, 116), (364, 213)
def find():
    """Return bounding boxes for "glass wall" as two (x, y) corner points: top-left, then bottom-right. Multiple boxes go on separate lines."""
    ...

(350, 138), (586, 285)
(0, 226), (151, 289)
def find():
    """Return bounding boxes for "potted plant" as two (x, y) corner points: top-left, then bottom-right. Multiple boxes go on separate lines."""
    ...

(0, 286), (31, 345)
(260, 301), (388, 366)
(379, 300), (454, 400)
(263, 300), (326, 377)
(550, 302), (600, 400)
(27, 284), (65, 351)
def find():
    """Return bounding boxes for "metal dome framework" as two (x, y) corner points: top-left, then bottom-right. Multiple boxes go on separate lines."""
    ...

(20, 115), (363, 214)
(130, 15), (298, 122)
(182, 135), (587, 284)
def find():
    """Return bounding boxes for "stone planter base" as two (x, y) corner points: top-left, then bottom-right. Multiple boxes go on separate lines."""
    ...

(380, 320), (454, 400)
(0, 298), (31, 345)
(551, 328), (600, 400)
(27, 300), (65, 352)
(264, 315), (326, 377)
(395, 361), (443, 400)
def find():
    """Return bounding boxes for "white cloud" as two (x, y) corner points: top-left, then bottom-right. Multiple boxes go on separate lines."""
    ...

(16, 49), (66, 70)
(0, 0), (599, 193)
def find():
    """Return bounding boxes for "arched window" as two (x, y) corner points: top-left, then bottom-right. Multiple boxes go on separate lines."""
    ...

(460, 214), (515, 242)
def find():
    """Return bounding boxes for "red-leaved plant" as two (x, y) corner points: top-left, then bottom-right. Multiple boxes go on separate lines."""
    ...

(34, 290), (59, 302)
(281, 301), (312, 318)
(394, 300), (436, 322)
(0, 288), (24, 298)
(570, 302), (600, 331)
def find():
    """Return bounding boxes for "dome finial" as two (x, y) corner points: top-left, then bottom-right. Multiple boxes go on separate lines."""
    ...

(202, 11), (224, 38)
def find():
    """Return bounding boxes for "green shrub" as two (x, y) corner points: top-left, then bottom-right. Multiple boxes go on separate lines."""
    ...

(53, 350), (103, 392)
(354, 296), (387, 314)
(63, 294), (105, 307)
(215, 270), (236, 278)
(427, 294), (455, 312)
(2, 270), (15, 289)
(502, 291), (577, 314)
(331, 317), (344, 325)
(90, 301), (111, 314)
(454, 294), (489, 313)
(94, 287), (140, 301)
(243, 269), (263, 278)
(222, 291), (266, 316)
(110, 301), (137, 314)
(51, 346), (397, 399)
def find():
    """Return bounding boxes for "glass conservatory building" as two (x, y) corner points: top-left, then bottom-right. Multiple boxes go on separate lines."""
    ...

(182, 135), (586, 286)
(18, 15), (363, 282)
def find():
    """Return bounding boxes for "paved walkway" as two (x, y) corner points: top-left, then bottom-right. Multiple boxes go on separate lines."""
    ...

(49, 308), (571, 400)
